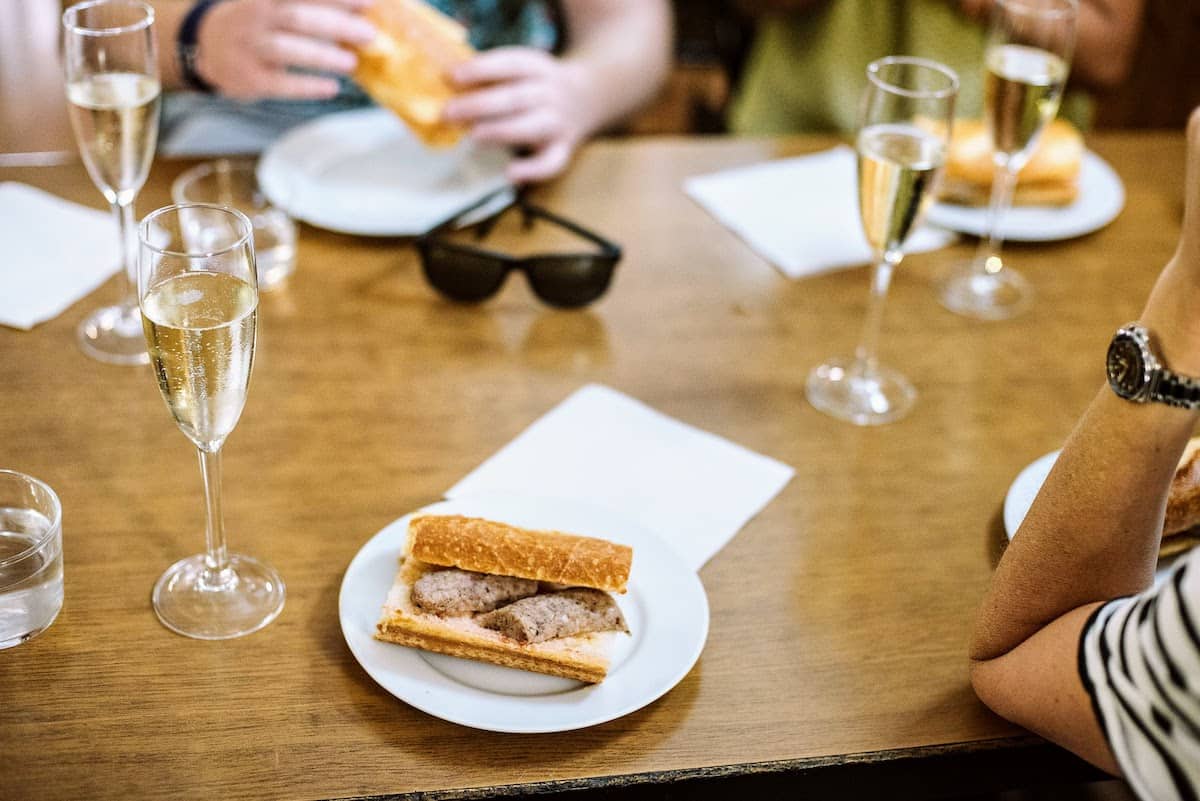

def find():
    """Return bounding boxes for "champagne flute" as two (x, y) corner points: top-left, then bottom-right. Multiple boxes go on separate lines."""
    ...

(938, 0), (1077, 320)
(63, 0), (161, 365)
(138, 204), (285, 639)
(806, 57), (958, 426)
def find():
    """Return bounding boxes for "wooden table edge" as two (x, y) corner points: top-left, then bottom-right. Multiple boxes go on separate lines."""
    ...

(329, 736), (1106, 800)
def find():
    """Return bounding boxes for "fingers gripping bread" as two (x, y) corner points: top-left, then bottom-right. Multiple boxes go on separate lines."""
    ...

(353, 0), (473, 147)
(409, 515), (633, 593)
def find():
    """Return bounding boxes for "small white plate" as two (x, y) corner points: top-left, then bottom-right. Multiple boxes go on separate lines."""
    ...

(257, 108), (512, 236)
(339, 493), (709, 733)
(1003, 450), (1060, 538)
(928, 151), (1125, 242)
(1003, 451), (1185, 579)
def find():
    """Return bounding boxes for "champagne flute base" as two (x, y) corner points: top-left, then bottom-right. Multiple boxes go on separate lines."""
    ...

(806, 359), (916, 426)
(938, 260), (1033, 321)
(153, 553), (285, 640)
(77, 303), (150, 365)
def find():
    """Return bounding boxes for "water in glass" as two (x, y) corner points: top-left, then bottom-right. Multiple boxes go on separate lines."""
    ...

(0, 507), (63, 649)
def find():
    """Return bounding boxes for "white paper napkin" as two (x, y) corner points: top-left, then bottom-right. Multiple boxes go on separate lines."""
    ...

(684, 145), (956, 279)
(0, 182), (120, 330)
(446, 384), (795, 571)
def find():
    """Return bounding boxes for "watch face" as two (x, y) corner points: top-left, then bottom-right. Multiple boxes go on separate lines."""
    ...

(1108, 335), (1148, 399)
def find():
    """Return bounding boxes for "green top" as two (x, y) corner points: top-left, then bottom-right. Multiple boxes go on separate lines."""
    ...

(728, 0), (1090, 136)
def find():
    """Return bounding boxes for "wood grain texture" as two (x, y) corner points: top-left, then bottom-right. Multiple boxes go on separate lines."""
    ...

(0, 131), (1184, 801)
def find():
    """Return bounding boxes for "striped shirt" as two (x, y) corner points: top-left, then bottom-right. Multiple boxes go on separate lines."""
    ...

(1080, 547), (1200, 801)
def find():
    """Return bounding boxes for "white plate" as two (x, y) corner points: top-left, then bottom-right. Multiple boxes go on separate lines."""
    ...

(1003, 450), (1184, 578)
(338, 493), (709, 733)
(1003, 450), (1060, 538)
(927, 151), (1125, 242)
(257, 108), (512, 236)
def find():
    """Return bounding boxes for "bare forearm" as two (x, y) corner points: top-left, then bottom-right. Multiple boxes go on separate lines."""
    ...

(973, 149), (1200, 661)
(558, 0), (671, 138)
(959, 0), (1144, 90)
(1073, 0), (1145, 90)
(971, 386), (1195, 663)
(149, 1), (190, 89)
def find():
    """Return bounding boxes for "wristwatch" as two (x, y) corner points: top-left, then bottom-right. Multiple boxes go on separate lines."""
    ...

(177, 0), (221, 93)
(1106, 323), (1200, 409)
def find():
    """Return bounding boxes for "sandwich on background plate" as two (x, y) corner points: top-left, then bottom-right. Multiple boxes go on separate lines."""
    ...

(939, 118), (1083, 207)
(353, 0), (474, 148)
(376, 514), (634, 683)
(1164, 437), (1200, 557)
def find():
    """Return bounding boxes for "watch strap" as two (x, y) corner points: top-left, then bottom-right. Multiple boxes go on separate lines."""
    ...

(1151, 369), (1200, 410)
(178, 0), (221, 93)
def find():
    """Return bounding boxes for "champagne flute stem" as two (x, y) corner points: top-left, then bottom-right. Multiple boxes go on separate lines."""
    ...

(197, 447), (233, 589)
(853, 256), (899, 380)
(113, 197), (138, 309)
(974, 161), (1020, 275)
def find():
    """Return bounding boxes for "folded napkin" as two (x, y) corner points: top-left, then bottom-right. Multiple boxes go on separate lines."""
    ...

(447, 384), (795, 571)
(0, 183), (120, 330)
(684, 145), (956, 279)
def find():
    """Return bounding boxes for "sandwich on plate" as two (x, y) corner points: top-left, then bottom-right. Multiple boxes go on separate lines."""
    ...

(376, 514), (633, 683)
(1164, 437), (1200, 557)
(938, 118), (1083, 207)
(353, 0), (474, 148)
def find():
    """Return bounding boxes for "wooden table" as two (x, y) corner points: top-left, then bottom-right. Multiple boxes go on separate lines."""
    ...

(0, 132), (1183, 801)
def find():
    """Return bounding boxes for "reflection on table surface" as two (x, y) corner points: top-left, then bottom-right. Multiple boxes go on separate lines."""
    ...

(0, 131), (1182, 801)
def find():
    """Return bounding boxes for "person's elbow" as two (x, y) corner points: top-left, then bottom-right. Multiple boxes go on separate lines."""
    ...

(968, 657), (1011, 721)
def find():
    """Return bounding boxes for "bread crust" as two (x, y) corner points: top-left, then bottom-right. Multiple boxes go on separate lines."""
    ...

(353, 0), (473, 148)
(937, 175), (1078, 207)
(1165, 437), (1200, 537)
(375, 557), (615, 683)
(409, 515), (633, 593)
(939, 119), (1082, 206)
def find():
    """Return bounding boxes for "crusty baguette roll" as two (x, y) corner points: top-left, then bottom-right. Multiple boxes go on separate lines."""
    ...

(353, 0), (473, 148)
(939, 119), (1083, 207)
(1165, 437), (1200, 538)
(409, 515), (633, 594)
(374, 520), (638, 681)
(376, 557), (617, 683)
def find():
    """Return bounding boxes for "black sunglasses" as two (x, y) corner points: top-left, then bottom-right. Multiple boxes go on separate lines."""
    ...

(414, 189), (622, 308)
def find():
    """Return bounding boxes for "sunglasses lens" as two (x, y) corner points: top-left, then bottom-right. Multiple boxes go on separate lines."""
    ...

(420, 244), (508, 302)
(526, 257), (615, 308)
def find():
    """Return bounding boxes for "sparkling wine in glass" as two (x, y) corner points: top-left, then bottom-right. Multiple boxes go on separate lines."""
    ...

(938, 0), (1077, 320)
(806, 57), (958, 426)
(138, 204), (285, 639)
(63, 0), (161, 365)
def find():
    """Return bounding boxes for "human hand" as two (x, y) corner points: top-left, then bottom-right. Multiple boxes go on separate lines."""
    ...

(1139, 109), (1200, 374)
(195, 0), (377, 100)
(443, 47), (591, 184)
(958, 0), (994, 21)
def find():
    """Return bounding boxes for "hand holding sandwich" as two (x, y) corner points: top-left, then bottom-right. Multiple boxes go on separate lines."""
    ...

(171, 0), (378, 99)
(441, 47), (592, 184)
(441, 0), (670, 183)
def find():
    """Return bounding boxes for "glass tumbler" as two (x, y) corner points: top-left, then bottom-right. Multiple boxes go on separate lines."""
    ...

(0, 470), (64, 649)
(172, 160), (297, 291)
